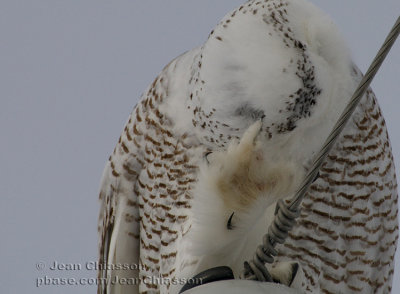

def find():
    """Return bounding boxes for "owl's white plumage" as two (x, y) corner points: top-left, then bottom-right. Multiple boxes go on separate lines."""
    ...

(98, 0), (398, 293)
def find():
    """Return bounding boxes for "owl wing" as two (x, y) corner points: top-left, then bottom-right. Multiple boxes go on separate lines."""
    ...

(97, 106), (144, 294)
(276, 67), (399, 293)
(97, 47), (203, 294)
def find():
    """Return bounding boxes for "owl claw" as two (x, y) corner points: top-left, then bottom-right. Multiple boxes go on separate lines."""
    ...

(288, 263), (299, 287)
(313, 172), (320, 183)
(204, 151), (213, 164)
(227, 212), (235, 230)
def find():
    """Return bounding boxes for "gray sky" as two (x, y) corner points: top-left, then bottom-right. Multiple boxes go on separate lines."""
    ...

(1, 1), (399, 293)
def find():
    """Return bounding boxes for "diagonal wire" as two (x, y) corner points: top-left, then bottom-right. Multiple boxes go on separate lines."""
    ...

(289, 15), (400, 211)
(243, 16), (400, 281)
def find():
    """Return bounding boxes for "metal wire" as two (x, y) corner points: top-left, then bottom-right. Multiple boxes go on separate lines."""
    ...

(242, 16), (400, 281)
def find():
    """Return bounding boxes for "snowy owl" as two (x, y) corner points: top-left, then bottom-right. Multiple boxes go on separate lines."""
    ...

(97, 0), (398, 293)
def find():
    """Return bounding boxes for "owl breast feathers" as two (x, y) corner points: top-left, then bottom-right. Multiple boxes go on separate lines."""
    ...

(97, 0), (398, 293)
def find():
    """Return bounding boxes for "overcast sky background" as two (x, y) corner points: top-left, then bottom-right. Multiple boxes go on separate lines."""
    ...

(1, 1), (399, 293)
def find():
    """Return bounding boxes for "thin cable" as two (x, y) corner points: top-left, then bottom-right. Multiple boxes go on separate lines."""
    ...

(289, 15), (400, 211)
(243, 16), (400, 281)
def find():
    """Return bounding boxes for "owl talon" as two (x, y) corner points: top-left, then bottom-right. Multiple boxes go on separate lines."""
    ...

(227, 212), (235, 230)
(312, 172), (320, 183)
(288, 263), (299, 287)
(204, 151), (213, 164)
